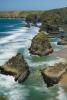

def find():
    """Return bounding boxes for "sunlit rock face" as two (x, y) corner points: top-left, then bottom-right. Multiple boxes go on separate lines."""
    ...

(41, 63), (67, 87)
(0, 53), (30, 83)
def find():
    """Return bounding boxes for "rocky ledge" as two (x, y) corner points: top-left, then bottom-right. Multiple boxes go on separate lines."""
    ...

(29, 31), (53, 56)
(41, 63), (67, 87)
(0, 53), (30, 83)
(57, 35), (67, 45)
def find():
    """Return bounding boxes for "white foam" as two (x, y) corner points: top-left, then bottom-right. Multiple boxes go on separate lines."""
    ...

(0, 27), (27, 44)
(9, 89), (29, 100)
(0, 26), (39, 65)
(0, 74), (29, 100)
(56, 87), (67, 100)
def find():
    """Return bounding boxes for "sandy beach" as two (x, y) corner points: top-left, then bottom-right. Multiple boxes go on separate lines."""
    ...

(52, 48), (67, 61)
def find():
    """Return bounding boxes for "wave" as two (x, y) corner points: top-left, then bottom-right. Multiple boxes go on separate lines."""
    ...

(0, 27), (28, 44)
(0, 26), (39, 65)
(0, 74), (29, 100)
(56, 87), (67, 100)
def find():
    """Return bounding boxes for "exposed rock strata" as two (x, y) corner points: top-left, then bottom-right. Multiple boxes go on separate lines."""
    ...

(0, 53), (30, 83)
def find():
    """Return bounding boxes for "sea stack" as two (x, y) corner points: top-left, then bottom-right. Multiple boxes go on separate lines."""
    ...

(41, 63), (67, 87)
(0, 53), (30, 83)
(29, 31), (53, 56)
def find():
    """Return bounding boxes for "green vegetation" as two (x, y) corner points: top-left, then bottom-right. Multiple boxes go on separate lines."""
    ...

(33, 31), (48, 41)
(0, 11), (43, 18)
(40, 7), (67, 25)
(29, 31), (53, 56)
(0, 96), (7, 100)
(39, 7), (67, 33)
(0, 7), (67, 32)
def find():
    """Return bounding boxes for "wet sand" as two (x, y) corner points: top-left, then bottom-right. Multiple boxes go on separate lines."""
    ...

(52, 48), (67, 61)
(59, 72), (67, 86)
(52, 48), (67, 86)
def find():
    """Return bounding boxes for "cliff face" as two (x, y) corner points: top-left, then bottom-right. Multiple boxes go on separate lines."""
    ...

(0, 53), (30, 83)
(39, 24), (59, 34)
(40, 7), (67, 33)
(41, 63), (67, 87)
(29, 31), (53, 56)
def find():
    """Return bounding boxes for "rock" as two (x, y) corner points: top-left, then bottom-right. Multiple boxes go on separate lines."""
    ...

(41, 63), (67, 87)
(0, 53), (30, 83)
(40, 24), (59, 34)
(57, 35), (67, 45)
(29, 31), (53, 56)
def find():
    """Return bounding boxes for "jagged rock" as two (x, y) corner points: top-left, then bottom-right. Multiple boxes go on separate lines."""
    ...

(40, 24), (59, 34)
(57, 35), (67, 45)
(0, 53), (30, 83)
(41, 63), (67, 87)
(29, 31), (53, 56)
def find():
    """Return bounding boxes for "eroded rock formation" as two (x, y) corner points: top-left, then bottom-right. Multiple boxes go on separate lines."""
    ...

(29, 31), (53, 56)
(0, 53), (30, 83)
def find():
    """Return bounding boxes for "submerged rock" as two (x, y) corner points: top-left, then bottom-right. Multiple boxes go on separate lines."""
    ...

(57, 35), (67, 45)
(0, 53), (30, 83)
(41, 63), (67, 87)
(29, 31), (53, 56)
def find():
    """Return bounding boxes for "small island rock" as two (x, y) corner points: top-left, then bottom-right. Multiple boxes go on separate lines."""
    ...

(41, 63), (67, 87)
(0, 53), (30, 83)
(29, 31), (53, 56)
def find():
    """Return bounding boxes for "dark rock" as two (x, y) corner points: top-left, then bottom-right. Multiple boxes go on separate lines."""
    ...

(29, 31), (53, 56)
(0, 53), (30, 83)
(57, 35), (67, 45)
(40, 24), (59, 34)
(25, 23), (31, 28)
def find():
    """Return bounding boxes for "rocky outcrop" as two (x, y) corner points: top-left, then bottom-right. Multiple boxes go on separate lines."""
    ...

(40, 24), (59, 34)
(0, 53), (30, 83)
(57, 36), (67, 45)
(29, 31), (53, 56)
(41, 63), (67, 87)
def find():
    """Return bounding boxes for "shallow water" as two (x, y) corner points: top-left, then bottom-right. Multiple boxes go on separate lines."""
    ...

(0, 18), (67, 100)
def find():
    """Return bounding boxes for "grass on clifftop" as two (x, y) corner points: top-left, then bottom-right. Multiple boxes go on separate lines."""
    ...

(33, 31), (48, 41)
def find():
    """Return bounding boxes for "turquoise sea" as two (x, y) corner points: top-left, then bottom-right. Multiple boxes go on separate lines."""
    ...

(0, 18), (67, 100)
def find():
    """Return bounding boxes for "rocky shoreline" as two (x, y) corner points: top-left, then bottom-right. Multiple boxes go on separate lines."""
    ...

(0, 29), (67, 87)
(0, 17), (67, 87)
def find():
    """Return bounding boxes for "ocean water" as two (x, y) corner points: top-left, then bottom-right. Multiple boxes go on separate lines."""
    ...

(0, 18), (67, 100)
